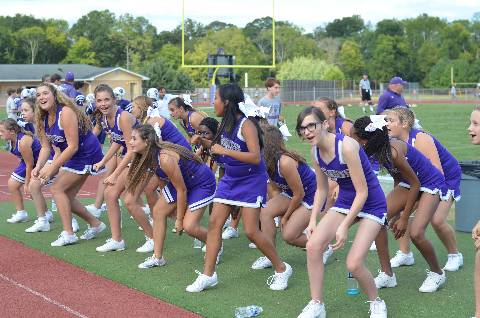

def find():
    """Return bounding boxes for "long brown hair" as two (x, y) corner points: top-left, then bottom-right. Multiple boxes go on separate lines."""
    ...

(35, 82), (92, 139)
(263, 125), (306, 179)
(126, 124), (203, 193)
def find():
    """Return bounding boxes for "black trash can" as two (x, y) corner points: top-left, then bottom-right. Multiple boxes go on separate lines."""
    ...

(455, 161), (480, 232)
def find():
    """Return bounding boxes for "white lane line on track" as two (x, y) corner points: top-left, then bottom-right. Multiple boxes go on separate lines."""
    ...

(0, 273), (89, 318)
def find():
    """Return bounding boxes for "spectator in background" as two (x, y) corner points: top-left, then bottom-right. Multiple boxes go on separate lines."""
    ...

(376, 76), (408, 115)
(450, 84), (457, 100)
(258, 78), (282, 126)
(476, 83), (480, 99)
(41, 74), (50, 83)
(359, 74), (374, 113)
(59, 72), (78, 99)
(6, 88), (19, 120)
(50, 73), (62, 86)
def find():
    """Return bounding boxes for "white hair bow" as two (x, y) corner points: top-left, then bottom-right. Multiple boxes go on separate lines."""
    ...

(365, 115), (387, 132)
(153, 122), (162, 140)
(278, 122), (292, 140)
(182, 94), (193, 106)
(239, 94), (270, 118)
(147, 106), (160, 118)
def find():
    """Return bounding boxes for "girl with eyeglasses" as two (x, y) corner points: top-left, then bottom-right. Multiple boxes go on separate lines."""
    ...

(296, 107), (387, 318)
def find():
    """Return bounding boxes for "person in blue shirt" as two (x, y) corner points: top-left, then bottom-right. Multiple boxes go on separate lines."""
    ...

(376, 77), (408, 115)
(58, 72), (78, 99)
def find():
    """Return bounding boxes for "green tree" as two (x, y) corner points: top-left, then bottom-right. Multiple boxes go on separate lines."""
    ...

(113, 14), (157, 69)
(70, 10), (124, 66)
(0, 26), (15, 63)
(325, 15), (364, 38)
(417, 41), (441, 80)
(375, 19), (404, 37)
(156, 44), (182, 68)
(338, 40), (365, 79)
(369, 35), (410, 81)
(15, 26), (45, 64)
(62, 37), (97, 64)
(441, 22), (474, 60)
(141, 58), (194, 91)
(424, 58), (473, 87)
(184, 28), (263, 86)
(277, 56), (344, 80)
(42, 20), (70, 63)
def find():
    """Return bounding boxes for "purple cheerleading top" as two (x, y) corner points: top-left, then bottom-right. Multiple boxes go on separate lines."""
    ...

(314, 133), (386, 223)
(158, 118), (191, 150)
(335, 116), (345, 134)
(181, 111), (196, 137)
(44, 105), (103, 171)
(10, 132), (41, 162)
(271, 156), (317, 208)
(101, 107), (131, 149)
(408, 129), (461, 200)
(383, 138), (445, 193)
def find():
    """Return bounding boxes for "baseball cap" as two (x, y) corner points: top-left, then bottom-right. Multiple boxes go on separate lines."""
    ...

(389, 76), (407, 85)
(65, 71), (75, 81)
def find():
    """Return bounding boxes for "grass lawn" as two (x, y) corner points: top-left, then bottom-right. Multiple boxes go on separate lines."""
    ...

(0, 103), (479, 317)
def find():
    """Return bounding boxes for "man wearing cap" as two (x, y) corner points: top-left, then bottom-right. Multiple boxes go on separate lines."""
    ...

(59, 71), (78, 99)
(376, 76), (409, 115)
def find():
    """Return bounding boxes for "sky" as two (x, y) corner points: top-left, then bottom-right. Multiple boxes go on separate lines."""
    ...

(1, 0), (478, 33)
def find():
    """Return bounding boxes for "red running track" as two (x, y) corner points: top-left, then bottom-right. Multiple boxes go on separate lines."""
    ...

(0, 236), (201, 318)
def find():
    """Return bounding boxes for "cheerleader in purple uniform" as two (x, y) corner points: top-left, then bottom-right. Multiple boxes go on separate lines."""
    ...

(296, 107), (387, 318)
(17, 99), (57, 231)
(0, 119), (41, 225)
(186, 83), (292, 293)
(125, 124), (215, 269)
(251, 125), (318, 271)
(168, 96), (207, 145)
(90, 85), (152, 253)
(386, 107), (463, 272)
(352, 115), (446, 294)
(33, 83), (105, 247)
(313, 97), (353, 216)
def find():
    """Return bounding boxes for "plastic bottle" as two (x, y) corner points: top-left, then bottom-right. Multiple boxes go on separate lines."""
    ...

(193, 238), (203, 249)
(51, 199), (57, 212)
(346, 272), (360, 295)
(234, 305), (263, 318)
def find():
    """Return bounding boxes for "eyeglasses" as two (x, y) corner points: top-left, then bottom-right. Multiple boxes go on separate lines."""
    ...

(196, 131), (210, 137)
(297, 122), (319, 134)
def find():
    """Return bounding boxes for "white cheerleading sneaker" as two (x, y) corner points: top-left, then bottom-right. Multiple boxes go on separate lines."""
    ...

(368, 298), (387, 318)
(45, 210), (54, 223)
(443, 253), (463, 272)
(251, 256), (272, 270)
(136, 237), (154, 253)
(25, 218), (50, 233)
(138, 255), (166, 269)
(323, 245), (333, 264)
(7, 211), (28, 223)
(96, 238), (125, 252)
(222, 227), (239, 240)
(80, 222), (106, 240)
(186, 270), (218, 292)
(51, 231), (78, 247)
(419, 269), (446, 293)
(72, 217), (80, 233)
(297, 300), (326, 318)
(390, 250), (414, 268)
(267, 262), (293, 291)
(374, 270), (397, 289)
(85, 204), (104, 218)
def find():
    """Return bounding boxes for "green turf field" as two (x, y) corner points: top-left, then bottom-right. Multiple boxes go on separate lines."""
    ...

(0, 103), (479, 317)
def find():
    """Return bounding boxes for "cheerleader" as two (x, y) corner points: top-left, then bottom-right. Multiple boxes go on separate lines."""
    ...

(296, 107), (387, 318)
(313, 97), (352, 135)
(126, 124), (216, 268)
(168, 96), (206, 143)
(90, 85), (150, 253)
(33, 83), (105, 247)
(386, 107), (463, 272)
(251, 125), (317, 271)
(352, 115), (446, 293)
(186, 83), (292, 293)
(1, 119), (42, 227)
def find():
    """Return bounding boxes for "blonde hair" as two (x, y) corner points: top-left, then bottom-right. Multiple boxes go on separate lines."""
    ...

(35, 82), (92, 139)
(132, 96), (153, 124)
(388, 107), (415, 129)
